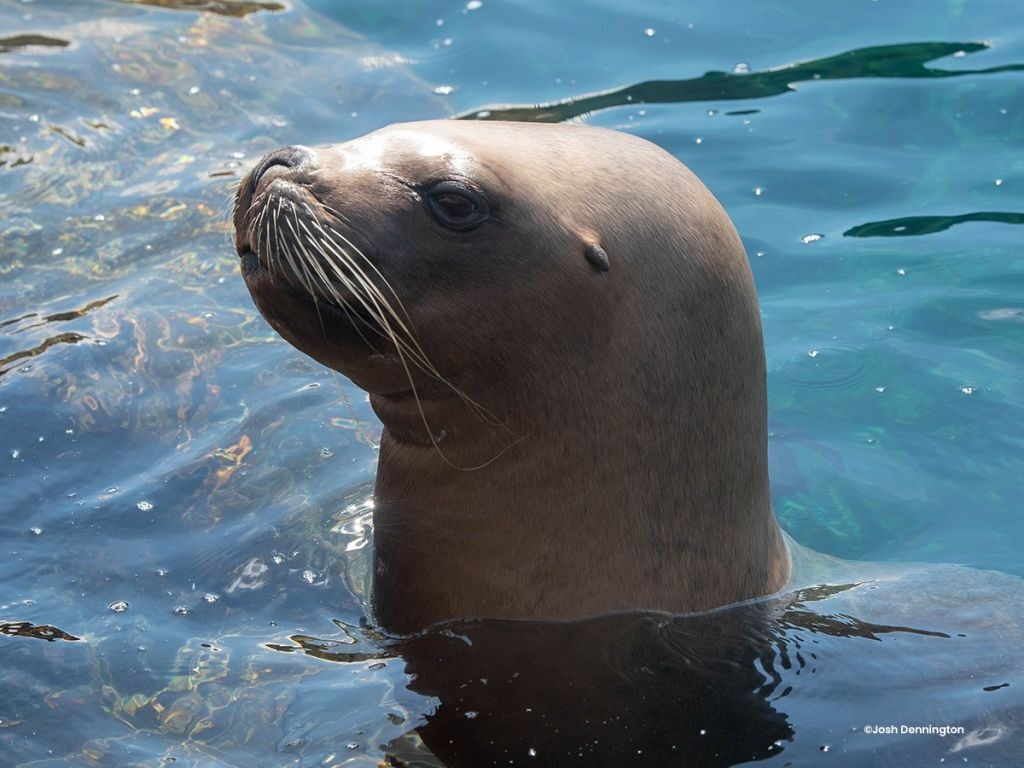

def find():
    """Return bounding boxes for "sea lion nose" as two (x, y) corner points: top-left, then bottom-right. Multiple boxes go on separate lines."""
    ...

(249, 145), (311, 194)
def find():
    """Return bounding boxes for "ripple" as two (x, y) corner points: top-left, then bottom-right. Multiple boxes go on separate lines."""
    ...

(768, 341), (879, 390)
(978, 308), (1024, 323)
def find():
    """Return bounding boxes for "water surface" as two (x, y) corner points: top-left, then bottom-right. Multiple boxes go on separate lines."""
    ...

(1, 0), (1023, 765)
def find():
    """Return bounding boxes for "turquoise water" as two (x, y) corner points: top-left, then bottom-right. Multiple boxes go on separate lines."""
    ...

(1, 0), (1022, 765)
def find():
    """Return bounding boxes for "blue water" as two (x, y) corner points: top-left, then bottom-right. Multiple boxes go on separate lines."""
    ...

(1, 0), (1022, 765)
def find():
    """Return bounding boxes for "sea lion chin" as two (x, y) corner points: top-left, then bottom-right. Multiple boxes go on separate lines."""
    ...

(233, 119), (791, 635)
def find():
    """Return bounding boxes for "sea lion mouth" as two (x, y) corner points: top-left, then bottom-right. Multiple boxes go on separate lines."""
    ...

(238, 238), (381, 336)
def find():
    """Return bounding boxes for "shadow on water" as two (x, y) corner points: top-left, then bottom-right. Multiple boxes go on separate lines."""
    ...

(458, 42), (1024, 122)
(845, 212), (1024, 238)
(268, 583), (965, 767)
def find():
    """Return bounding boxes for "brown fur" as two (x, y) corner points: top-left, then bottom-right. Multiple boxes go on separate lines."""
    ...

(233, 120), (790, 635)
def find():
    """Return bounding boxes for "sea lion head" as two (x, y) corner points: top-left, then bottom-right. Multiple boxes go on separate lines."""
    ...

(233, 120), (762, 454)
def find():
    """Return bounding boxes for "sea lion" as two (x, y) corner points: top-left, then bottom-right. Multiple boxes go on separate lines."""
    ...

(232, 119), (790, 635)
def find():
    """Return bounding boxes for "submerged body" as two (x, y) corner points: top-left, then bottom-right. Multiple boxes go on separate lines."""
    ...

(234, 119), (789, 634)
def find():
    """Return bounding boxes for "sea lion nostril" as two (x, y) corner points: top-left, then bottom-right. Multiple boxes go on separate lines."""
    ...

(249, 145), (310, 194)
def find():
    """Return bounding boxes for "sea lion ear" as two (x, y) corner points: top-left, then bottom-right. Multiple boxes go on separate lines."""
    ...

(584, 241), (610, 272)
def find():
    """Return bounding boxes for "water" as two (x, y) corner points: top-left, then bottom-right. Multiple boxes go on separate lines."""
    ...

(1, 0), (1022, 765)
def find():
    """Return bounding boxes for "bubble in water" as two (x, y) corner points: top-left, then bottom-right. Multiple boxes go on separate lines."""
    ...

(29, 527), (42, 535)
(820, 744), (830, 752)
(173, 605), (190, 616)
(960, 386), (976, 395)
(188, 86), (200, 95)
(875, 386), (886, 393)
(136, 500), (153, 511)
(800, 233), (824, 244)
(807, 349), (820, 358)
(732, 62), (751, 74)
(528, 748), (537, 757)
(994, 178), (1003, 186)
(10, 450), (20, 459)
(643, 27), (656, 36)
(896, 268), (907, 276)
(109, 600), (129, 613)
(156, 568), (168, 576)
(203, 593), (220, 603)
(346, 742), (359, 750)
(301, 570), (316, 584)
(466, 0), (482, 9)
(319, 447), (334, 458)
(754, 187), (763, 196)
(433, 85), (456, 96)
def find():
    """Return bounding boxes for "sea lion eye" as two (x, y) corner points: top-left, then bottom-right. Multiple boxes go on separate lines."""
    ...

(426, 180), (488, 230)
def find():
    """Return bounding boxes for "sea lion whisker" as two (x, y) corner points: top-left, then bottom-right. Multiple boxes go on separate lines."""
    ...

(310, 217), (511, 432)
(293, 217), (383, 353)
(284, 202), (329, 336)
(316, 208), (417, 326)
(290, 216), (513, 470)
(276, 200), (316, 300)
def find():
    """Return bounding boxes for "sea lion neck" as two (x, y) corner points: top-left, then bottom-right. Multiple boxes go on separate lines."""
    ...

(370, 292), (790, 634)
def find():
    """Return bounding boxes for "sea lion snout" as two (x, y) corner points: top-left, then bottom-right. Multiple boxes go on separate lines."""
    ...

(248, 144), (312, 196)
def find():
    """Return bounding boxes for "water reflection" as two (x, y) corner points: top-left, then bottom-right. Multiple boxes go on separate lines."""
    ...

(459, 41), (1024, 122)
(0, 331), (88, 377)
(0, 620), (80, 642)
(111, 0), (285, 16)
(845, 212), (1024, 238)
(0, 35), (69, 53)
